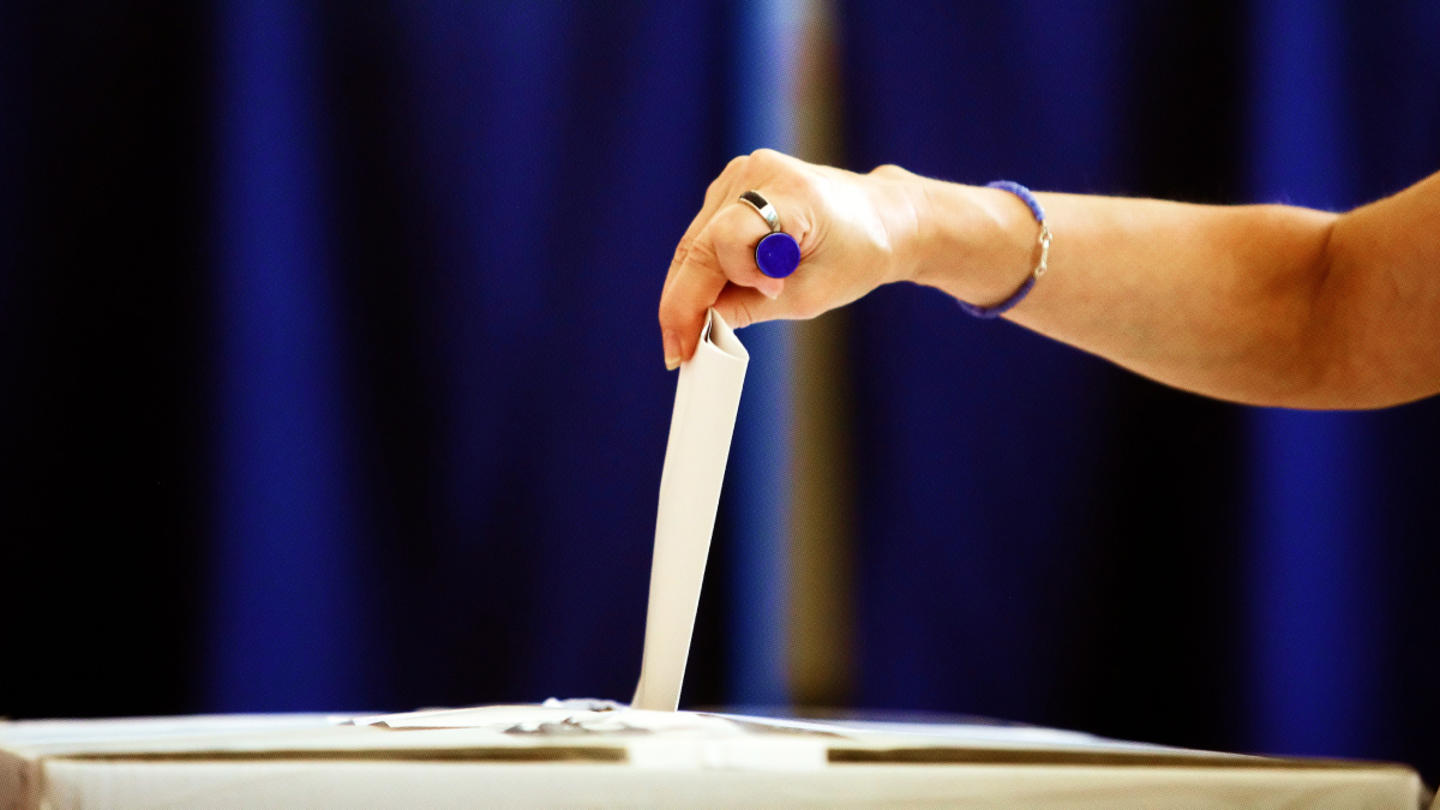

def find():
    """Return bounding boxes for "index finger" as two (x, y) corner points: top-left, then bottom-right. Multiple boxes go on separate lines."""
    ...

(659, 202), (777, 363)
(661, 157), (746, 302)
(658, 224), (730, 367)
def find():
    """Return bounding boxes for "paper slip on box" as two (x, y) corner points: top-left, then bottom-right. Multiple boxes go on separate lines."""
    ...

(0, 707), (1429, 809)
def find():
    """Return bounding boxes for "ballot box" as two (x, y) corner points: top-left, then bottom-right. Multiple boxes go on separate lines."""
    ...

(0, 706), (1429, 809)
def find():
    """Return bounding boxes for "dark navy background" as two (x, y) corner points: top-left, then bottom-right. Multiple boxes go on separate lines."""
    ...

(1, 0), (1436, 782)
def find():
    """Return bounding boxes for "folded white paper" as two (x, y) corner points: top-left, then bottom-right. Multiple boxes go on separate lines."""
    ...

(630, 309), (749, 711)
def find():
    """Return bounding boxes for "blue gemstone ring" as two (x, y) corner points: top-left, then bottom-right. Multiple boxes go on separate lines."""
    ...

(738, 190), (801, 278)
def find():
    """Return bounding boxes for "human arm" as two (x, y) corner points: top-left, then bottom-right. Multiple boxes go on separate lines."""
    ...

(657, 149), (1440, 409)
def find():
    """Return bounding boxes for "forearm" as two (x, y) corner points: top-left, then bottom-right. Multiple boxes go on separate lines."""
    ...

(908, 179), (1353, 407)
(660, 151), (1439, 407)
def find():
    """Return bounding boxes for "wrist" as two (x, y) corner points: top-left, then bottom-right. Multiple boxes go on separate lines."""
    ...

(862, 164), (931, 286)
(908, 177), (1039, 306)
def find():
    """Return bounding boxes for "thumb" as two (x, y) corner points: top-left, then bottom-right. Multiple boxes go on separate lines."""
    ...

(713, 283), (790, 329)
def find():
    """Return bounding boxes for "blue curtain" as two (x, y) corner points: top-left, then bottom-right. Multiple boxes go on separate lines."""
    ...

(2, 0), (1438, 784)
(203, 1), (761, 710)
(841, 0), (1440, 776)
(723, 0), (799, 708)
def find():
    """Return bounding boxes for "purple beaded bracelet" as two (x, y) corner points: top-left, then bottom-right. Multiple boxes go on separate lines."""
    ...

(957, 180), (1052, 319)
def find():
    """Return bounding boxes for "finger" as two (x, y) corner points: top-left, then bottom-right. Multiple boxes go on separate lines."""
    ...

(713, 284), (790, 330)
(708, 202), (789, 298)
(661, 156), (748, 301)
(660, 204), (785, 365)
(662, 194), (723, 303)
(659, 229), (729, 368)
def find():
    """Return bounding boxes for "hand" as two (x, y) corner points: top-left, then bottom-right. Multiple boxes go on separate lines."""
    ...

(658, 149), (924, 368)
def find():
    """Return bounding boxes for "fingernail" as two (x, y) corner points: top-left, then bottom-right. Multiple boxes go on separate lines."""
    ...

(759, 278), (783, 300)
(663, 330), (680, 371)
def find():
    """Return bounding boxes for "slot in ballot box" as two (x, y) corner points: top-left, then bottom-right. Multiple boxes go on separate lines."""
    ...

(0, 708), (1429, 809)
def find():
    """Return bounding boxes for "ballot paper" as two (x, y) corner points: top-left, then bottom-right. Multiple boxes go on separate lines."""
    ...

(630, 309), (749, 711)
(358, 310), (745, 729)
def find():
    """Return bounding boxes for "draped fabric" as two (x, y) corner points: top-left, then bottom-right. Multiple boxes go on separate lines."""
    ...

(3, 1), (746, 714)
(203, 0), (748, 710)
(2, 0), (1437, 784)
(841, 0), (1440, 777)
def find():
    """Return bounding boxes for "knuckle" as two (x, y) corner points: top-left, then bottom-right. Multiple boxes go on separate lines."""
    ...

(732, 298), (754, 329)
(702, 182), (724, 208)
(788, 170), (821, 198)
(686, 231), (720, 269)
(706, 158), (745, 202)
(670, 233), (693, 268)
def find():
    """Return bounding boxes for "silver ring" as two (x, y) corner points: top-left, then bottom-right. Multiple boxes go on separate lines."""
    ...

(738, 190), (781, 233)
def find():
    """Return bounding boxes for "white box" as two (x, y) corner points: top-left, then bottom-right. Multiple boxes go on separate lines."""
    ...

(0, 710), (1426, 809)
